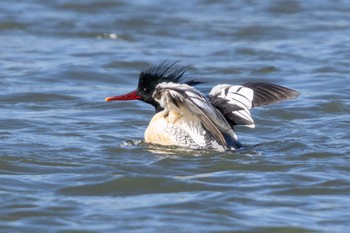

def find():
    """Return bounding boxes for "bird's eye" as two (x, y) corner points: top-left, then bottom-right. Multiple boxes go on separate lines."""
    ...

(143, 88), (147, 91)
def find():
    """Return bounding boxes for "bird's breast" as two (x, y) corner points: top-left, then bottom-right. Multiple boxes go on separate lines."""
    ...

(144, 110), (201, 149)
(144, 110), (224, 150)
(144, 111), (175, 146)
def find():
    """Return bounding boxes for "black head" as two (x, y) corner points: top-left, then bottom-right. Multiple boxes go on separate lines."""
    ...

(136, 61), (202, 110)
(106, 61), (203, 112)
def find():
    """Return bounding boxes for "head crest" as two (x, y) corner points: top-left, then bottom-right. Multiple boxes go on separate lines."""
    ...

(139, 61), (203, 86)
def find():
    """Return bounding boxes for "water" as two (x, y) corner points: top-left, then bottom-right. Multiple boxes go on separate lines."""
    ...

(1, 0), (350, 232)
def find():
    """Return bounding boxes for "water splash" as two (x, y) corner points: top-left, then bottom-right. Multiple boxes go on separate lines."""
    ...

(97, 33), (119, 40)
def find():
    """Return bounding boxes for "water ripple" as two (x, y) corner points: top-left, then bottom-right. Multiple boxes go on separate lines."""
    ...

(1, 0), (350, 232)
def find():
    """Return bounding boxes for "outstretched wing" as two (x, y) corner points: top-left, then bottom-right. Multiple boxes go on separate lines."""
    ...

(152, 82), (236, 148)
(242, 82), (299, 107)
(209, 82), (298, 128)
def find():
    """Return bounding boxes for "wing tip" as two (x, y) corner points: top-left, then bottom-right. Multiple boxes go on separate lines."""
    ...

(243, 82), (299, 107)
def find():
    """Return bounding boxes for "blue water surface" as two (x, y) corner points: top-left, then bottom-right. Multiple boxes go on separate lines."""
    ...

(1, 0), (350, 232)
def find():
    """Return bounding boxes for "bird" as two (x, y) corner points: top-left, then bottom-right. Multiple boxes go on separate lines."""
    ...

(105, 61), (298, 151)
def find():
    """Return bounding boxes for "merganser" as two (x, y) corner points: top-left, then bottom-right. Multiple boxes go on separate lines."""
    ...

(105, 61), (298, 151)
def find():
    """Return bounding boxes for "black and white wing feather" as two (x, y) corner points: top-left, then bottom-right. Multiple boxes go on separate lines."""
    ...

(209, 84), (256, 128)
(209, 82), (298, 128)
(152, 82), (236, 148)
